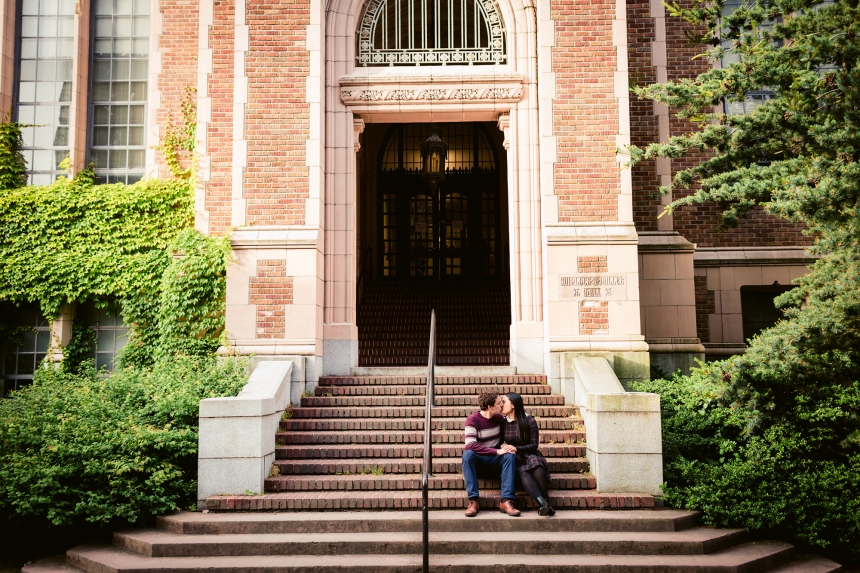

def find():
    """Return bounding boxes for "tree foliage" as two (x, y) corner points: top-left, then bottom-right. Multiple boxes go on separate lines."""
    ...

(629, 0), (860, 559)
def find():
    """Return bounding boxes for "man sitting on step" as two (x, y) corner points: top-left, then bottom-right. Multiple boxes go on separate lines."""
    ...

(462, 391), (520, 517)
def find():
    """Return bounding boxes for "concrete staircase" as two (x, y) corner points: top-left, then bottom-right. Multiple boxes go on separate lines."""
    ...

(358, 280), (511, 366)
(24, 511), (842, 572)
(205, 372), (654, 511)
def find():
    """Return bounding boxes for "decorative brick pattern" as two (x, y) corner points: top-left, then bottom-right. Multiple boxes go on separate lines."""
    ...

(249, 260), (294, 338)
(578, 256), (608, 273)
(244, 0), (311, 226)
(157, 2), (199, 179)
(552, 0), (620, 222)
(694, 274), (714, 343)
(580, 300), (609, 335)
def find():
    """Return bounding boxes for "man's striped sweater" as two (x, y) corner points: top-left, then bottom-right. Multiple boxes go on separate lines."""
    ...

(464, 410), (504, 455)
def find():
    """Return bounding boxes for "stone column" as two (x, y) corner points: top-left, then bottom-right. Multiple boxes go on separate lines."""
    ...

(320, 94), (362, 375)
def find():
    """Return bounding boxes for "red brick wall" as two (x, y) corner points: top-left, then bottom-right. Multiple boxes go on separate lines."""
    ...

(250, 260), (294, 338)
(203, 0), (235, 236)
(244, 0), (310, 226)
(156, 1), (199, 179)
(626, 0), (662, 232)
(552, 0), (620, 222)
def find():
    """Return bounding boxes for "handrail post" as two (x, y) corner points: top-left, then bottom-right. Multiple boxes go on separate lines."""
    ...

(422, 310), (436, 573)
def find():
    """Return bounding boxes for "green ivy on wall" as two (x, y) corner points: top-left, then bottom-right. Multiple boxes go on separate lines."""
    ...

(0, 92), (227, 367)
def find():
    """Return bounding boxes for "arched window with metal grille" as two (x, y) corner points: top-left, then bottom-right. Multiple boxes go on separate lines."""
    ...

(357, 0), (506, 66)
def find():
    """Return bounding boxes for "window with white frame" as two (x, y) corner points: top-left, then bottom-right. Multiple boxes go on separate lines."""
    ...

(1, 303), (51, 397)
(89, 0), (150, 184)
(15, 0), (75, 185)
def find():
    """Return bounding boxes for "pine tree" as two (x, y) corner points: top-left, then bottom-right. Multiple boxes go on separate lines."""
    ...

(629, 0), (860, 558)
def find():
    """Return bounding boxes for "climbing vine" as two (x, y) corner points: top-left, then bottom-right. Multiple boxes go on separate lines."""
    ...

(154, 86), (197, 180)
(0, 91), (226, 366)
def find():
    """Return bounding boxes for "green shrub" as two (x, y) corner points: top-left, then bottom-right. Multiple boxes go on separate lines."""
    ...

(0, 356), (247, 526)
(634, 364), (860, 560)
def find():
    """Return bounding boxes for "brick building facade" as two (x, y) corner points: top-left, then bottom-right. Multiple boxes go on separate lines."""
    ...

(0, 0), (811, 393)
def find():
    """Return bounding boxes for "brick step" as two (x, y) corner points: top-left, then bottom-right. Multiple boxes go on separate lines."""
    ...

(299, 395), (565, 407)
(317, 375), (549, 385)
(359, 308), (511, 315)
(205, 490), (656, 511)
(112, 527), (749, 558)
(362, 357), (512, 366)
(275, 429), (583, 445)
(265, 472), (595, 492)
(358, 339), (510, 348)
(155, 509), (704, 535)
(290, 405), (578, 418)
(29, 542), (807, 573)
(272, 456), (590, 475)
(275, 443), (587, 460)
(359, 348), (510, 358)
(314, 384), (551, 396)
(280, 417), (581, 432)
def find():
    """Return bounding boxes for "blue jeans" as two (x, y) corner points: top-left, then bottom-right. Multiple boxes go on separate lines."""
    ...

(461, 449), (517, 502)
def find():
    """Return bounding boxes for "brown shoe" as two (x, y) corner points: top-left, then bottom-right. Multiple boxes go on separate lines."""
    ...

(464, 500), (479, 517)
(499, 500), (521, 517)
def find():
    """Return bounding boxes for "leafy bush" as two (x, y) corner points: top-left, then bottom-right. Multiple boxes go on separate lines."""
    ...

(634, 361), (860, 560)
(0, 356), (247, 525)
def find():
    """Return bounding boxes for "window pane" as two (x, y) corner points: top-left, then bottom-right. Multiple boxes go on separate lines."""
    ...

(22, 17), (39, 37)
(127, 126), (143, 146)
(57, 59), (72, 81)
(16, 3), (72, 184)
(41, 0), (59, 16)
(90, 0), (148, 183)
(36, 331), (51, 353)
(40, 17), (58, 37)
(93, 126), (109, 146)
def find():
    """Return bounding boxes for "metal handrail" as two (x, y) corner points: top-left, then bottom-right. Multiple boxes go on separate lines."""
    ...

(356, 245), (373, 319)
(422, 310), (436, 573)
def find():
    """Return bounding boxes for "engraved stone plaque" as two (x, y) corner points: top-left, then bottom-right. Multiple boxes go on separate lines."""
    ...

(559, 275), (627, 300)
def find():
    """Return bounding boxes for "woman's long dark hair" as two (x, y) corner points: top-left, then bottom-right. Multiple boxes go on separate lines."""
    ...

(506, 392), (530, 444)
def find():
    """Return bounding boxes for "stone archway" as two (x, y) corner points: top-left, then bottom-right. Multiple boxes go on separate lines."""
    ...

(321, 0), (546, 375)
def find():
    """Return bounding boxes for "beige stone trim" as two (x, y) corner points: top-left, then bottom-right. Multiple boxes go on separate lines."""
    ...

(694, 246), (816, 267)
(146, 0), (162, 178)
(195, 0), (214, 234)
(0, 0), (15, 113)
(231, 0), (249, 226)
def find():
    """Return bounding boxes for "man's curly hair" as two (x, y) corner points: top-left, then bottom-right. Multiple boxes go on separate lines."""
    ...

(478, 392), (500, 411)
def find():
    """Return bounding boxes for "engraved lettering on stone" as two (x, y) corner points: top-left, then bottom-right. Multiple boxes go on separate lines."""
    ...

(559, 275), (627, 301)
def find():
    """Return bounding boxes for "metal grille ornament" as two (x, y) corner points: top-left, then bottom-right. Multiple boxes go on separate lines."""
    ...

(357, 0), (506, 66)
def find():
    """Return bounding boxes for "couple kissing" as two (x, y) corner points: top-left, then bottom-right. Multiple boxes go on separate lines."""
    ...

(462, 391), (555, 517)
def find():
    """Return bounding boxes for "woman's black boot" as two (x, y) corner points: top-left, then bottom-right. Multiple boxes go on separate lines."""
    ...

(537, 496), (556, 516)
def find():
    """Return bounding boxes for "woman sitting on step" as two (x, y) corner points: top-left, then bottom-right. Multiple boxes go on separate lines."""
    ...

(500, 392), (556, 516)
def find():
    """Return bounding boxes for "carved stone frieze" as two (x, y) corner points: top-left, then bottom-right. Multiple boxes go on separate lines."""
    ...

(339, 81), (523, 106)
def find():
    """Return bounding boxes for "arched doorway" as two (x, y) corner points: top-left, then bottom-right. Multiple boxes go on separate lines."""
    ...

(356, 121), (510, 366)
